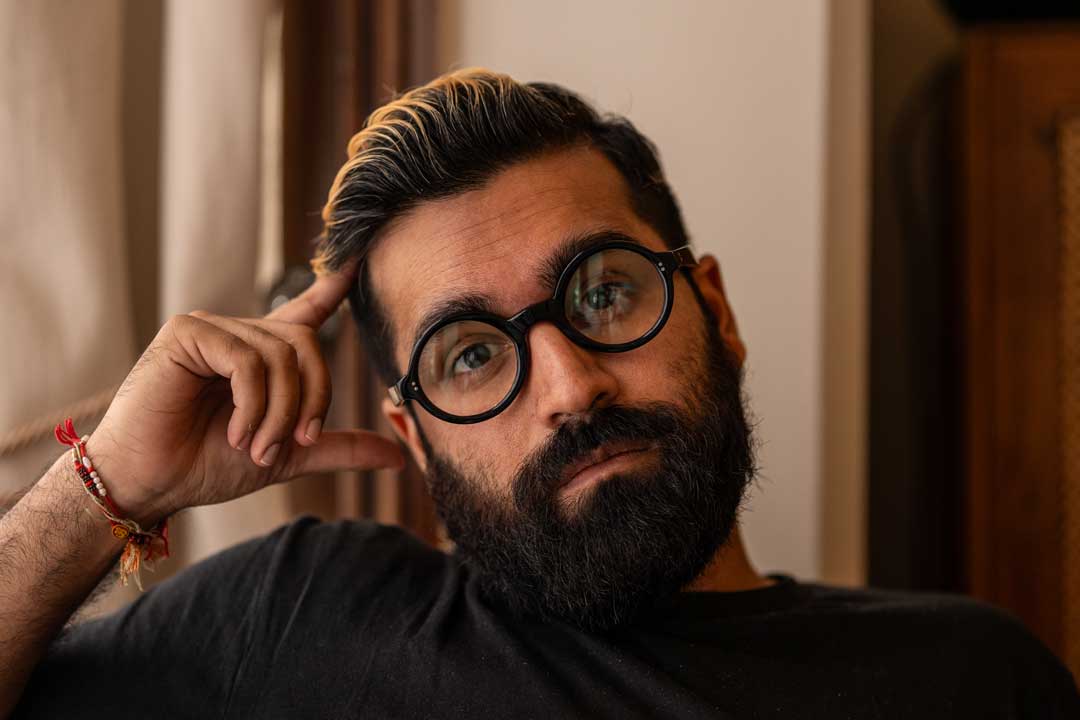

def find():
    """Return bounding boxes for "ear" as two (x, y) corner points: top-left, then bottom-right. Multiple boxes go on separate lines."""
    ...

(690, 254), (747, 367)
(382, 397), (429, 474)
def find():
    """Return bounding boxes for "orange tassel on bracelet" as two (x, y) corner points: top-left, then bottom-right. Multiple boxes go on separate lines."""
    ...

(54, 417), (170, 590)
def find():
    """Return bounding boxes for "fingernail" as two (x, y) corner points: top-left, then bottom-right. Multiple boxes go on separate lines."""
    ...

(305, 417), (322, 443)
(237, 431), (252, 451)
(260, 443), (281, 466)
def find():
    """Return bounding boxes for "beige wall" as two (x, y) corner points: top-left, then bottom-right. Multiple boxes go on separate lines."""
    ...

(436, 1), (868, 582)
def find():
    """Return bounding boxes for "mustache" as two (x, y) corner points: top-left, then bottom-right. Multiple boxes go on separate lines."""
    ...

(511, 403), (683, 508)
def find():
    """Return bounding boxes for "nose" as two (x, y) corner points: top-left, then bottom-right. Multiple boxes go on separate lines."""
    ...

(523, 323), (620, 428)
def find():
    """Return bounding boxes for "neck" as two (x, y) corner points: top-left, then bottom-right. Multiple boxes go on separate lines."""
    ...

(683, 524), (773, 592)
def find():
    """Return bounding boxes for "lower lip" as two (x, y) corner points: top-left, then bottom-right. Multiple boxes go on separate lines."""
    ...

(560, 447), (654, 494)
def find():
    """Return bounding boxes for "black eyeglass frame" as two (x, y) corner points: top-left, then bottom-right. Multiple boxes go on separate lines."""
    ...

(387, 240), (698, 424)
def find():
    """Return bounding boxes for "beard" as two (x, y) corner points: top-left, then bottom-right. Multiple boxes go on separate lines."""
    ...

(420, 312), (756, 632)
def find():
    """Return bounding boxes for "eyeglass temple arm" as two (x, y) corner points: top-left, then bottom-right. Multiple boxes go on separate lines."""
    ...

(388, 381), (406, 406)
(671, 245), (697, 268)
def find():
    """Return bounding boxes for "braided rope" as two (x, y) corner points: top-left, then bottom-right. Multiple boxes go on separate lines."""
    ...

(0, 384), (119, 458)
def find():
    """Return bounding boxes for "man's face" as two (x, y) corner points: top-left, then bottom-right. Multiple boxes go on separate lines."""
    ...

(369, 144), (754, 629)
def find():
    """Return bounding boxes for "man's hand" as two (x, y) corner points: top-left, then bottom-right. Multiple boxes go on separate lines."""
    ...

(1, 260), (400, 718)
(85, 259), (404, 524)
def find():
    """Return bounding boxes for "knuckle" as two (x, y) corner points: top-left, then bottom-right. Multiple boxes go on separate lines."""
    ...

(165, 313), (192, 330)
(159, 314), (193, 344)
(301, 294), (327, 323)
(188, 309), (213, 320)
(264, 403), (297, 429)
(308, 353), (332, 382)
(270, 340), (300, 370)
(226, 335), (259, 365)
(306, 382), (331, 409)
(295, 324), (319, 346)
(267, 377), (300, 406)
(293, 329), (328, 372)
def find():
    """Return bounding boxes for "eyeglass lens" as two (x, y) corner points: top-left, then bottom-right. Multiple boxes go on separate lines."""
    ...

(416, 246), (667, 418)
(564, 246), (666, 345)
(418, 319), (520, 417)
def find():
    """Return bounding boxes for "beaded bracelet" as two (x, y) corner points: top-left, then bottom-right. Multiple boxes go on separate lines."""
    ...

(54, 417), (170, 590)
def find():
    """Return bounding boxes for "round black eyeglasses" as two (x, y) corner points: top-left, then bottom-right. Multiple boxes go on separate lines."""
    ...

(387, 240), (698, 424)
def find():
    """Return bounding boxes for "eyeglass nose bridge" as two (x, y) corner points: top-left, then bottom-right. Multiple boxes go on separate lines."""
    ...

(506, 297), (560, 334)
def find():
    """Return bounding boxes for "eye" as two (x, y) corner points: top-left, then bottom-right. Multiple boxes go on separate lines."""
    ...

(584, 283), (621, 311)
(571, 280), (634, 323)
(452, 343), (493, 374)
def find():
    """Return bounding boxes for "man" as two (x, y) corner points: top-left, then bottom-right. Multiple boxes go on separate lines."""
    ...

(2, 69), (1077, 718)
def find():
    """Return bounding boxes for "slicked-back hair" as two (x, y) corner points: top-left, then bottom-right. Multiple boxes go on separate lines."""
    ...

(312, 68), (690, 385)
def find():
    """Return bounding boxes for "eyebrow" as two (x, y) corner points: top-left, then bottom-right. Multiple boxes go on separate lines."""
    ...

(410, 293), (498, 350)
(537, 228), (640, 290)
(408, 228), (643, 351)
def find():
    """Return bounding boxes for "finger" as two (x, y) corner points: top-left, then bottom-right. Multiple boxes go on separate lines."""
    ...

(265, 257), (359, 328)
(255, 318), (332, 447)
(189, 311), (300, 466)
(165, 314), (267, 450)
(190, 313), (332, 450)
(284, 430), (405, 477)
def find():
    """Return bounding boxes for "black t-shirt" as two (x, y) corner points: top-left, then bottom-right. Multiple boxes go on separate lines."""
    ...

(16, 515), (1080, 718)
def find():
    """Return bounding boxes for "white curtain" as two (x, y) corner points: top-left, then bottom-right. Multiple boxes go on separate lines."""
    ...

(0, 0), (290, 611)
(158, 0), (291, 568)
(0, 1), (134, 488)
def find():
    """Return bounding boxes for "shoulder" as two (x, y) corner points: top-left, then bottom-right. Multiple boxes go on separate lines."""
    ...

(794, 581), (1080, 713)
(98, 514), (454, 623)
(794, 581), (1045, 649)
(188, 512), (442, 565)
(15, 518), (452, 717)
(244, 514), (452, 590)
(257, 513), (437, 561)
(796, 581), (1043, 638)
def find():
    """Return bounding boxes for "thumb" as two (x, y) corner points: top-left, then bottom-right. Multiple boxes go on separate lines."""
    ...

(286, 430), (406, 477)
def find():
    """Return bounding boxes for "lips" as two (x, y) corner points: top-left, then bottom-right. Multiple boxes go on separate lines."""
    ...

(558, 441), (654, 490)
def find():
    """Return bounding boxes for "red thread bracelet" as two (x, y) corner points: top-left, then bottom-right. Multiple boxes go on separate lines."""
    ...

(54, 417), (170, 590)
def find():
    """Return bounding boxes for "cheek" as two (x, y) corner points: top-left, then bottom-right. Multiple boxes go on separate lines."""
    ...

(601, 281), (705, 402)
(603, 344), (686, 405)
(420, 418), (530, 497)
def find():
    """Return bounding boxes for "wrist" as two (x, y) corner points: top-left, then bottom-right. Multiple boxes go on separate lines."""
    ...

(38, 454), (129, 561)
(81, 432), (174, 528)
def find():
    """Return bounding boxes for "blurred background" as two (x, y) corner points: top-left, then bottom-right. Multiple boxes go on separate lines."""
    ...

(1, 0), (1078, 677)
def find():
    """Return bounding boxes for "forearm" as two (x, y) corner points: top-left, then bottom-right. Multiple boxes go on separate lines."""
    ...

(0, 452), (126, 717)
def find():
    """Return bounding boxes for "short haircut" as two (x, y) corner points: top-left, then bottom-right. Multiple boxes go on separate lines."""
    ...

(312, 68), (690, 384)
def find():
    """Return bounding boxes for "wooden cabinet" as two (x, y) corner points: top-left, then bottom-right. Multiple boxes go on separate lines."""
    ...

(960, 25), (1080, 677)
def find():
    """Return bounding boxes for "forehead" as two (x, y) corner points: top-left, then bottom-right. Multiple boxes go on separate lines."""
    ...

(367, 144), (664, 360)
